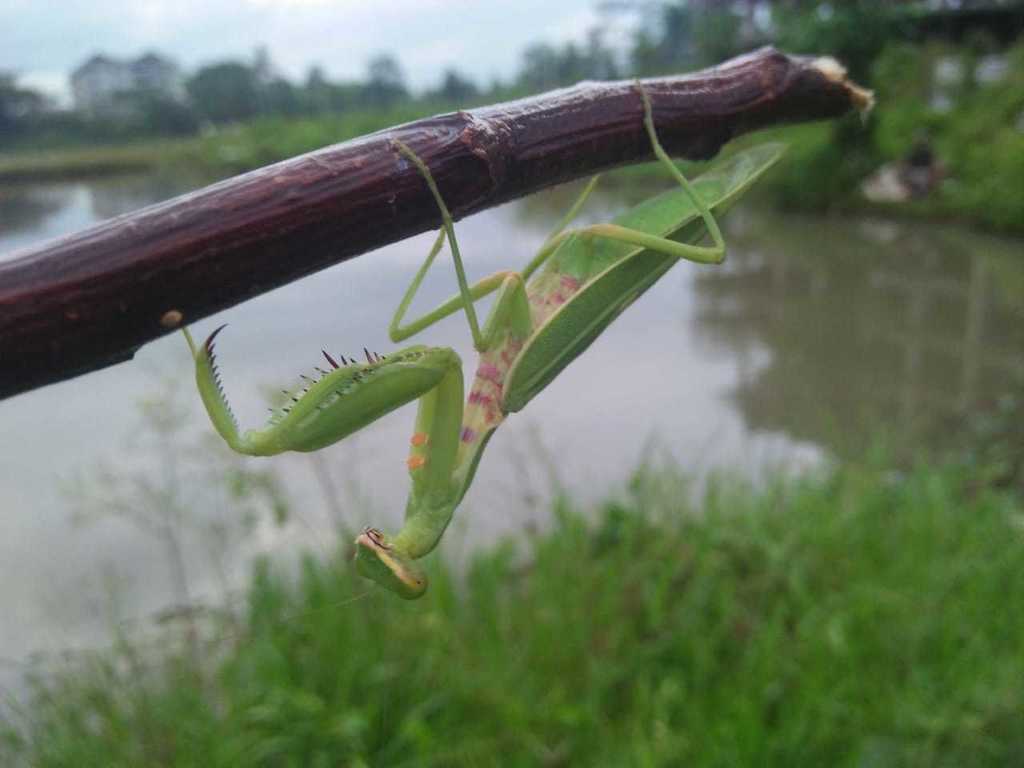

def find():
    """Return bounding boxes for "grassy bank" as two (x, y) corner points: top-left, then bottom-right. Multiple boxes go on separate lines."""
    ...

(3, 459), (1023, 767)
(0, 140), (194, 182)
(0, 102), (446, 183)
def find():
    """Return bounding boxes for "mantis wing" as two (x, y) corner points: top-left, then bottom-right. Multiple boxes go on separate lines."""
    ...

(504, 143), (784, 413)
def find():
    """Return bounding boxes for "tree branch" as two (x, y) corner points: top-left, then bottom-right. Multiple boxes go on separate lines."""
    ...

(0, 48), (871, 399)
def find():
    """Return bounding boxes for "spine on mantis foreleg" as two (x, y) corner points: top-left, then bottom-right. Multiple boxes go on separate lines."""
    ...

(183, 325), (256, 454)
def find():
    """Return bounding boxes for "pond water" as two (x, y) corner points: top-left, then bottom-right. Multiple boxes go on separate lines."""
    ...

(1, 171), (1022, 681)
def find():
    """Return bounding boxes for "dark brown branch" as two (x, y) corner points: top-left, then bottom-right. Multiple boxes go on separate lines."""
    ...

(0, 48), (871, 399)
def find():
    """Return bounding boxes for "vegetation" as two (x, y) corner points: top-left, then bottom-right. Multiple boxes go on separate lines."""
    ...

(0, 140), (193, 182)
(181, 101), (454, 175)
(872, 39), (1024, 232)
(2, 5), (1021, 762)
(3, 453), (1023, 766)
(749, 38), (1024, 233)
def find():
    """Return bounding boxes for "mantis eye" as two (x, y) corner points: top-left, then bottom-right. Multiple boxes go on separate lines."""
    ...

(364, 527), (390, 549)
(354, 527), (427, 600)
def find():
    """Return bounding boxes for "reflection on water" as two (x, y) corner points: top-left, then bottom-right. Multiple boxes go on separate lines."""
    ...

(0, 171), (214, 256)
(0, 185), (69, 236)
(1, 172), (1022, 681)
(696, 208), (1024, 459)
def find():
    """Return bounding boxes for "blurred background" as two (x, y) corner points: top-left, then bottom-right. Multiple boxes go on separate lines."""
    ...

(1, 1), (1023, 765)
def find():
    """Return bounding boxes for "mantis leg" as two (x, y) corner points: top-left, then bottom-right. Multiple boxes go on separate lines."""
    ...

(545, 175), (601, 242)
(387, 229), (511, 344)
(557, 85), (728, 268)
(446, 270), (533, 500)
(479, 272), (532, 347)
(184, 325), (464, 458)
(392, 140), (488, 351)
(501, 90), (735, 414)
(389, 230), (567, 344)
(355, 336), (467, 600)
(390, 141), (598, 348)
(520, 175), (602, 281)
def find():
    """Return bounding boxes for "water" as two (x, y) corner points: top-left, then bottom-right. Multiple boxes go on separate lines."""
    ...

(1, 172), (1022, 680)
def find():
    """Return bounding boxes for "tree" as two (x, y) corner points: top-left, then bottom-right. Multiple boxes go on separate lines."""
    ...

(772, 0), (901, 81)
(519, 43), (563, 91)
(263, 78), (301, 117)
(304, 65), (333, 114)
(584, 29), (620, 80)
(364, 54), (407, 108)
(431, 68), (478, 104)
(186, 62), (261, 124)
(0, 72), (47, 138)
(130, 92), (200, 136)
(517, 29), (621, 91)
(631, 4), (696, 75)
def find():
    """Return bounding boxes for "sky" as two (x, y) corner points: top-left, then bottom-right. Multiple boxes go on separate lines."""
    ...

(2, 0), (626, 104)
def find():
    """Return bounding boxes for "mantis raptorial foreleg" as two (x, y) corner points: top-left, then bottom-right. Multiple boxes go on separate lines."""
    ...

(185, 82), (784, 599)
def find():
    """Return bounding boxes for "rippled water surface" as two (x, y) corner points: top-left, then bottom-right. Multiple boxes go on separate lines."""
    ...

(1, 171), (1022, 678)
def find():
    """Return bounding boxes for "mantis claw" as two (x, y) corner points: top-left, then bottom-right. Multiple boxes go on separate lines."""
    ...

(184, 323), (253, 453)
(205, 323), (228, 352)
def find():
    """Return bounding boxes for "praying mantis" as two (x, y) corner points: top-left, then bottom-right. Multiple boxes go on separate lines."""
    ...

(183, 87), (783, 598)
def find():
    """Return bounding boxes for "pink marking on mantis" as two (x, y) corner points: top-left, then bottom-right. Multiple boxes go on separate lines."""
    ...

(460, 427), (477, 443)
(477, 363), (502, 384)
(560, 275), (581, 292)
(469, 391), (494, 406)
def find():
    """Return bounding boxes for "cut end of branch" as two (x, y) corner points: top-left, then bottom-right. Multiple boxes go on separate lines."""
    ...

(811, 56), (875, 115)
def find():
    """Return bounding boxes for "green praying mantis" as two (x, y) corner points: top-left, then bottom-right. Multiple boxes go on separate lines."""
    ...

(183, 87), (783, 599)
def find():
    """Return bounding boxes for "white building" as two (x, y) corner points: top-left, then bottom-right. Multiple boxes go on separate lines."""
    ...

(70, 52), (182, 113)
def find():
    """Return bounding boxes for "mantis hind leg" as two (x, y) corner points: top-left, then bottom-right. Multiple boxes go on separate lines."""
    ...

(560, 85), (728, 268)
(642, 87), (725, 254)
(501, 88), (734, 414)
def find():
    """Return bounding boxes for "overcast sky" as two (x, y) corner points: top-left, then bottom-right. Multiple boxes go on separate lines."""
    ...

(2, 0), (628, 103)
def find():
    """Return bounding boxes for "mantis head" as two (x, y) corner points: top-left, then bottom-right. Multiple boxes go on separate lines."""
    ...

(354, 527), (428, 599)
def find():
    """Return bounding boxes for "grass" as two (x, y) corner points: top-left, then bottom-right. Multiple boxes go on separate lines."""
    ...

(3, 458), (1023, 767)
(0, 102), (448, 183)
(0, 140), (194, 182)
(181, 102), (451, 175)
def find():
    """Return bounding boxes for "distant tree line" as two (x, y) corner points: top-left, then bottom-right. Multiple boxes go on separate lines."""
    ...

(1, 0), (1020, 150)
(0, 48), (484, 149)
